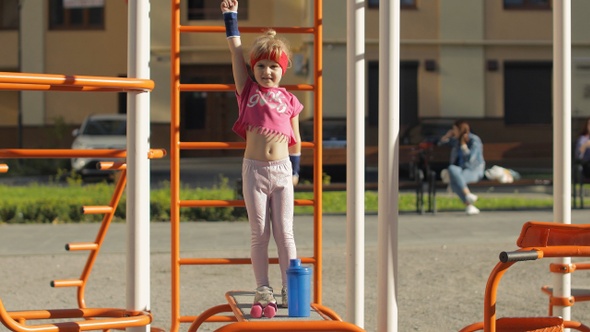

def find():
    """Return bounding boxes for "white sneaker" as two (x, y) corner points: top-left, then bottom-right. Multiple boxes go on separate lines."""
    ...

(281, 286), (288, 308)
(465, 193), (478, 205)
(253, 286), (277, 307)
(466, 205), (480, 215)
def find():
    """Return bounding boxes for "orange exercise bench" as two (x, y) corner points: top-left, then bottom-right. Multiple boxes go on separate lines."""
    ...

(460, 221), (590, 332)
(186, 290), (364, 332)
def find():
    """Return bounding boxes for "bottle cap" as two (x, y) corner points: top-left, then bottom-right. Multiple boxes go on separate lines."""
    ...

(289, 258), (301, 267)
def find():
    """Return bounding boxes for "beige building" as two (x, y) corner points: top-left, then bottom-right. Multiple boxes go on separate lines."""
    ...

(1, 0), (590, 152)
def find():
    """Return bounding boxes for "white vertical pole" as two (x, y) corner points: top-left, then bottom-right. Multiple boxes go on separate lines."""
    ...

(127, 1), (151, 331)
(346, 0), (365, 328)
(552, 0), (572, 324)
(377, 0), (400, 331)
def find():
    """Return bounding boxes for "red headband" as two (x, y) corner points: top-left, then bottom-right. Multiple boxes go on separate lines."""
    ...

(250, 51), (289, 75)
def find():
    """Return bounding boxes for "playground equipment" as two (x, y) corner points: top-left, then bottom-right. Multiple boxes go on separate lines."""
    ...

(541, 262), (590, 316)
(168, 0), (365, 330)
(0, 0), (361, 330)
(459, 221), (590, 332)
(0, 1), (581, 331)
(0, 72), (158, 330)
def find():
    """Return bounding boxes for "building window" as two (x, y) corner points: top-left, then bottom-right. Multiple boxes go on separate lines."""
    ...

(504, 61), (552, 125)
(0, 0), (19, 30)
(503, 0), (550, 10)
(368, 0), (416, 9)
(368, 61), (419, 128)
(49, 0), (104, 30)
(188, 0), (248, 20)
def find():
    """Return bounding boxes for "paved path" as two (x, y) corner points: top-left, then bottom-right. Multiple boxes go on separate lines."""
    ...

(2, 210), (590, 331)
(0, 209), (563, 256)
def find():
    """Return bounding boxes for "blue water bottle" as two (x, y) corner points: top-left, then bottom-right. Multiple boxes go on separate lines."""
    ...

(287, 258), (311, 317)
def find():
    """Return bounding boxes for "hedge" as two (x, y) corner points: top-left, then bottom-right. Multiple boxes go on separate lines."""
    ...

(0, 179), (248, 224)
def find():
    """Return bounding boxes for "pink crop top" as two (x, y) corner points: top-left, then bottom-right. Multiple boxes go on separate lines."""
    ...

(232, 77), (303, 146)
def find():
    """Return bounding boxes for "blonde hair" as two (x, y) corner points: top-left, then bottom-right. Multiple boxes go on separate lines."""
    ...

(249, 29), (292, 70)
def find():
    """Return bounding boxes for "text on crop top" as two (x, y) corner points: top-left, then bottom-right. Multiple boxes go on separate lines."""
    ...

(232, 77), (303, 146)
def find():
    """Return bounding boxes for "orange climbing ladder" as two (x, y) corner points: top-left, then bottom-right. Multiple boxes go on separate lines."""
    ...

(169, 0), (362, 331)
(52, 161), (128, 309)
(0, 72), (157, 331)
(48, 158), (162, 311)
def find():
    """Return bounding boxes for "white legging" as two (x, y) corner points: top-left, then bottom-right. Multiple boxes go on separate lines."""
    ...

(242, 158), (297, 288)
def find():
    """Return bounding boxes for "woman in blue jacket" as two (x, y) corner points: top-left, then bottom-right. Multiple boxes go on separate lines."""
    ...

(438, 120), (485, 215)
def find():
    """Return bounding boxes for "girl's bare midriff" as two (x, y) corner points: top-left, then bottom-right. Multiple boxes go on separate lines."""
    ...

(244, 129), (289, 161)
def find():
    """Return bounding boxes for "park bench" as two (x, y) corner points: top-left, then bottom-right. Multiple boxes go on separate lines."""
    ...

(299, 145), (431, 214)
(424, 142), (555, 213)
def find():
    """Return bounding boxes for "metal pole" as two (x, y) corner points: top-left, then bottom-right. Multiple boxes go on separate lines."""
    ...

(127, 1), (151, 331)
(18, 0), (23, 149)
(346, 0), (365, 327)
(552, 0), (572, 324)
(377, 0), (400, 331)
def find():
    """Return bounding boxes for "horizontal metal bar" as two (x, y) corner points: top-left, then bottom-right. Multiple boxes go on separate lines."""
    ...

(179, 26), (315, 34)
(0, 72), (154, 92)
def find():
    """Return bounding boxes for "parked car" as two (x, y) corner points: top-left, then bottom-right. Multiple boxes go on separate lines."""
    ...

(71, 114), (127, 178)
(299, 119), (348, 181)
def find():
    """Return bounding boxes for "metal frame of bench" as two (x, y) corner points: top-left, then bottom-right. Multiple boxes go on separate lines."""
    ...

(288, 145), (432, 214)
(427, 177), (553, 214)
(573, 159), (590, 209)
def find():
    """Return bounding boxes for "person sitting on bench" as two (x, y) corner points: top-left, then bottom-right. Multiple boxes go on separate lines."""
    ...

(575, 117), (590, 179)
(438, 120), (485, 215)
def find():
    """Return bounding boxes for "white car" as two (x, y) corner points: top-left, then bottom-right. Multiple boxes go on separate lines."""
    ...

(71, 114), (127, 176)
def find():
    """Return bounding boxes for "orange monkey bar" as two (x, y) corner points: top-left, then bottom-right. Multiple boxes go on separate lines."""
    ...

(460, 221), (590, 332)
(179, 83), (314, 92)
(0, 71), (154, 92)
(0, 72), (157, 331)
(178, 141), (314, 150)
(179, 26), (315, 34)
(0, 149), (126, 158)
(0, 148), (166, 159)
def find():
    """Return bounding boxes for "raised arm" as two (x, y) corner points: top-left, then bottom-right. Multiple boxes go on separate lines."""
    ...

(221, 0), (248, 95)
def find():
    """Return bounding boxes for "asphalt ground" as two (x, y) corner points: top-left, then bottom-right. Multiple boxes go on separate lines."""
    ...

(3, 209), (590, 331)
(0, 157), (583, 331)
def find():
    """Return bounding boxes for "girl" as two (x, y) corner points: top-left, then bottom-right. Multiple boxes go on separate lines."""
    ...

(438, 120), (485, 215)
(221, 0), (302, 318)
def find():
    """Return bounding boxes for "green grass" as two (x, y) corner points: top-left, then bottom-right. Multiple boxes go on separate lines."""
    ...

(294, 190), (556, 214)
(0, 179), (564, 223)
